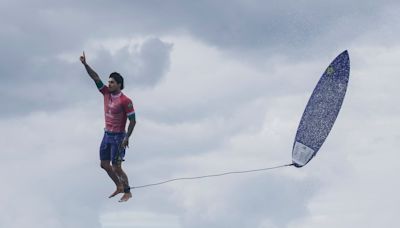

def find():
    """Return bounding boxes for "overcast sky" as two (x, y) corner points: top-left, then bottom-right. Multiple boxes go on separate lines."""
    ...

(1, 0), (399, 227)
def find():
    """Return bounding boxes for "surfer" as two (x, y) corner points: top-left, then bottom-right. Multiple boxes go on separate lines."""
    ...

(80, 52), (136, 202)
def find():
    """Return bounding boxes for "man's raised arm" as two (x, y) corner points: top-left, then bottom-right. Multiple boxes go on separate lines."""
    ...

(80, 51), (101, 83)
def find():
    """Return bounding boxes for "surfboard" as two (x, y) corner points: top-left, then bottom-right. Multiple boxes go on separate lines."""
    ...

(292, 50), (350, 167)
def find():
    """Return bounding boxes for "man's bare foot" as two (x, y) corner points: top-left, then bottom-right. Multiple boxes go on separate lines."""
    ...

(108, 186), (124, 198)
(118, 192), (132, 202)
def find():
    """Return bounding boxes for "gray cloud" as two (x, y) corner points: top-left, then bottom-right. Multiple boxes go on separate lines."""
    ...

(2, 0), (398, 66)
(0, 37), (172, 117)
(91, 37), (173, 87)
(2, 0), (396, 118)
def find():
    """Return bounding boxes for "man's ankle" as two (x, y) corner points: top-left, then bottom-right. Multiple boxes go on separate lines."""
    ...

(124, 186), (131, 193)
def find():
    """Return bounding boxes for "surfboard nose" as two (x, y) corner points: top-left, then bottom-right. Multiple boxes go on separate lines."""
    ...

(339, 50), (350, 63)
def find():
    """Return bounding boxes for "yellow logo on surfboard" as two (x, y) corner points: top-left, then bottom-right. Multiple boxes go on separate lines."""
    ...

(326, 66), (335, 75)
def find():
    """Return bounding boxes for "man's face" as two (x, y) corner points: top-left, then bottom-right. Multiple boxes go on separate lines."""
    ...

(108, 78), (120, 92)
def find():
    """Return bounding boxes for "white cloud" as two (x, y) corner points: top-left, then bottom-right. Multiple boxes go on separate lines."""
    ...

(0, 104), (105, 227)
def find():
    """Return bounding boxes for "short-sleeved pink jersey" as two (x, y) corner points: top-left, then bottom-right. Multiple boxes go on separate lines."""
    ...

(97, 82), (135, 133)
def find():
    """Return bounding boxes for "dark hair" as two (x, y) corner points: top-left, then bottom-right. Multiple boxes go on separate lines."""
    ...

(109, 72), (124, 90)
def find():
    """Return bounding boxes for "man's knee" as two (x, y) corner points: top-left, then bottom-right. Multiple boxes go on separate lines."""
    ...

(112, 164), (122, 173)
(100, 161), (112, 171)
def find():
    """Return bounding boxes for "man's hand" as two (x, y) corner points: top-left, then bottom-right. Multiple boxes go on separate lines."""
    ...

(80, 51), (86, 65)
(80, 51), (102, 82)
(121, 137), (129, 149)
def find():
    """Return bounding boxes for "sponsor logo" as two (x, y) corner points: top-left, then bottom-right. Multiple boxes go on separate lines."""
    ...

(326, 66), (335, 75)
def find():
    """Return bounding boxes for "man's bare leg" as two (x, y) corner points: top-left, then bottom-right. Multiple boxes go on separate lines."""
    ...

(112, 163), (132, 202)
(101, 161), (124, 198)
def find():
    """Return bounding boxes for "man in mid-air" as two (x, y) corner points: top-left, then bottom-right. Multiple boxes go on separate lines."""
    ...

(80, 52), (136, 202)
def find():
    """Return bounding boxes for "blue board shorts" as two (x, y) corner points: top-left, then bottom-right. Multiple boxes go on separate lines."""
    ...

(100, 131), (126, 164)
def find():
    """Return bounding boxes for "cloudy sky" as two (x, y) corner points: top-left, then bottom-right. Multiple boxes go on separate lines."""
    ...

(1, 0), (399, 227)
